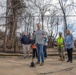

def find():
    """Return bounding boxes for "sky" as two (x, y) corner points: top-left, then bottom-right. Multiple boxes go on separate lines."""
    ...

(0, 0), (76, 39)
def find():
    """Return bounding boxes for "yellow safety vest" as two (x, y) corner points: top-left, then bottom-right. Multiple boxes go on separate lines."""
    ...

(57, 37), (64, 48)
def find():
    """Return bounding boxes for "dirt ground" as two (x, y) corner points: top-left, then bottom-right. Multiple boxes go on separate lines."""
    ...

(0, 56), (76, 75)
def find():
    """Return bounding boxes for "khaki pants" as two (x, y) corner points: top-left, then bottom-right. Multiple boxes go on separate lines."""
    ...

(58, 47), (65, 58)
(22, 44), (31, 57)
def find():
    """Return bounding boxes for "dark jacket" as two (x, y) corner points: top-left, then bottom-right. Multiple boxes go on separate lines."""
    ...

(31, 36), (36, 44)
(21, 35), (31, 44)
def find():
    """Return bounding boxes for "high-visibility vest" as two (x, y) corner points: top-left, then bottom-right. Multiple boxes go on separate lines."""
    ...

(57, 37), (64, 47)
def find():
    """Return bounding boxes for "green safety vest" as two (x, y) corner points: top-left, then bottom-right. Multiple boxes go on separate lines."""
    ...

(57, 37), (64, 48)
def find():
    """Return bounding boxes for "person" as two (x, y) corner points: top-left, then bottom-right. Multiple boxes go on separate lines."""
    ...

(65, 29), (74, 63)
(43, 34), (48, 59)
(35, 23), (45, 66)
(31, 31), (37, 59)
(48, 36), (51, 48)
(21, 32), (31, 58)
(51, 36), (54, 48)
(57, 32), (65, 61)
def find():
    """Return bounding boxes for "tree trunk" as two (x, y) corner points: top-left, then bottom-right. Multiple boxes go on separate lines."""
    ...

(59, 0), (67, 36)
(63, 11), (67, 36)
(33, 16), (35, 32)
(7, 0), (17, 50)
(3, 0), (8, 51)
(41, 14), (44, 30)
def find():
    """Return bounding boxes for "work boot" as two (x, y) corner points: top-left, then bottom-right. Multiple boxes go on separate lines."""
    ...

(40, 62), (44, 66)
(61, 57), (65, 61)
(62, 57), (65, 61)
(36, 61), (40, 64)
(59, 58), (62, 61)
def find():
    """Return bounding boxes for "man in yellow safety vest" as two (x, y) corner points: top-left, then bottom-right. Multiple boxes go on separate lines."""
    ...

(57, 32), (65, 61)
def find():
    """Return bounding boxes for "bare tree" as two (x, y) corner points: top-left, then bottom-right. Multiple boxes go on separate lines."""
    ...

(3, 0), (25, 51)
(58, 0), (75, 35)
(25, 0), (54, 30)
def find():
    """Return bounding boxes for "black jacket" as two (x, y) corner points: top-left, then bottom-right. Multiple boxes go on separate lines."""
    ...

(21, 35), (31, 44)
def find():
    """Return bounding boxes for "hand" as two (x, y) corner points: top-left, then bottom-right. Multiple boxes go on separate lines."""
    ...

(30, 37), (32, 40)
(42, 35), (46, 38)
(58, 43), (62, 46)
(65, 43), (70, 46)
(67, 44), (70, 46)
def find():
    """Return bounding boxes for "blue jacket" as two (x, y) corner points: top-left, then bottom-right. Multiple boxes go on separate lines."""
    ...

(65, 34), (74, 49)
(21, 35), (31, 44)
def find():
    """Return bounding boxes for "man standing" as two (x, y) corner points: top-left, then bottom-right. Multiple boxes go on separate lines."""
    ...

(35, 23), (45, 66)
(21, 32), (31, 58)
(57, 32), (65, 61)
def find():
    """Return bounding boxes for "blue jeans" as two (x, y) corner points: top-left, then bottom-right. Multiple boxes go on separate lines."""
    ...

(36, 44), (44, 63)
(43, 45), (47, 58)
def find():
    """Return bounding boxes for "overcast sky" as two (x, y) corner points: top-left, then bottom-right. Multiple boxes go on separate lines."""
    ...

(0, 0), (76, 38)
